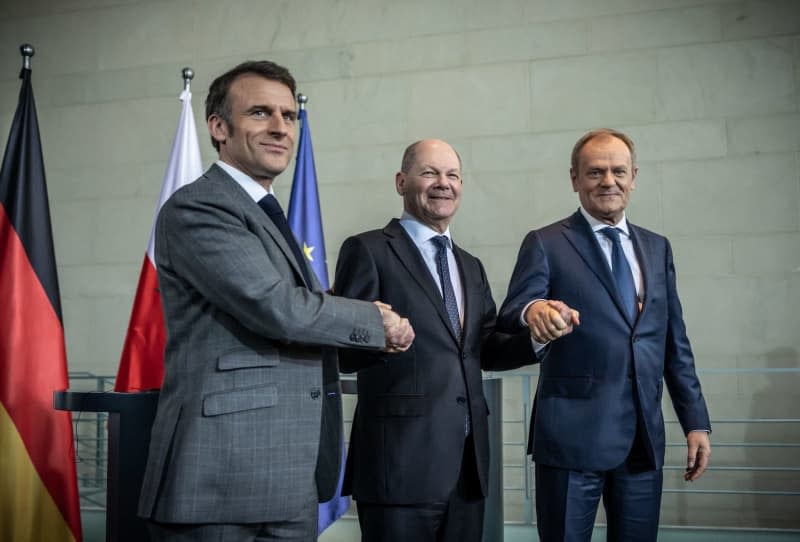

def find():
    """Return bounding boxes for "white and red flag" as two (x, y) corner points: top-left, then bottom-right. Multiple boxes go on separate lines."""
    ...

(114, 88), (202, 391)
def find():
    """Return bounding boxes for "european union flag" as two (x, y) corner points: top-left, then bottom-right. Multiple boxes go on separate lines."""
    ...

(287, 106), (329, 289)
(287, 102), (349, 534)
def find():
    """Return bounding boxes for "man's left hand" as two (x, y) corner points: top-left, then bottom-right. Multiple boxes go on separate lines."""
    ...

(685, 431), (711, 482)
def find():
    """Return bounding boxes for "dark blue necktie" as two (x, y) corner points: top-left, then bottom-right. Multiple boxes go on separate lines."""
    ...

(600, 227), (637, 323)
(432, 235), (470, 436)
(258, 194), (312, 287)
(431, 235), (462, 340)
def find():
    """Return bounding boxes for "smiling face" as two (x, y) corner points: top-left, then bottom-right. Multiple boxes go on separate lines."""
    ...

(571, 135), (638, 225)
(395, 139), (462, 233)
(208, 74), (296, 188)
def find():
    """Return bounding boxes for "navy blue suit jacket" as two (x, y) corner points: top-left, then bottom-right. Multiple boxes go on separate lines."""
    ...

(498, 210), (710, 471)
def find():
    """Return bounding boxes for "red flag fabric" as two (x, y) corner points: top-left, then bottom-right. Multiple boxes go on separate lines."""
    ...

(0, 66), (82, 541)
(114, 89), (202, 392)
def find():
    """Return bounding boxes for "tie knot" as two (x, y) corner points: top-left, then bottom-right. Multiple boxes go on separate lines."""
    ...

(431, 235), (450, 252)
(258, 194), (283, 216)
(600, 226), (624, 245)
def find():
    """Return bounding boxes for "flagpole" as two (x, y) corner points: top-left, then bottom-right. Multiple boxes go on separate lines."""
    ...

(182, 67), (194, 92)
(297, 92), (307, 110)
(20, 43), (34, 69)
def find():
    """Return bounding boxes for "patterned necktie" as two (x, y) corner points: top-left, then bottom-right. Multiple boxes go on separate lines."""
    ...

(600, 227), (637, 323)
(432, 235), (470, 436)
(257, 194), (312, 286)
(431, 235), (462, 341)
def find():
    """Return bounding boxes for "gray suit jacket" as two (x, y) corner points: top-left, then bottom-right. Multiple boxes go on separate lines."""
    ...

(138, 164), (385, 524)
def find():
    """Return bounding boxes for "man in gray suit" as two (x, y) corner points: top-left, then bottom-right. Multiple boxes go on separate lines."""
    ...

(138, 60), (414, 542)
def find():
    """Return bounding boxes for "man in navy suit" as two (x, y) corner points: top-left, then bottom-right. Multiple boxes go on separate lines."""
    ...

(498, 128), (712, 542)
(335, 139), (534, 542)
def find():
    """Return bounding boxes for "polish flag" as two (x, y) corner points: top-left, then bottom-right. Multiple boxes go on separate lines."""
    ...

(114, 89), (202, 391)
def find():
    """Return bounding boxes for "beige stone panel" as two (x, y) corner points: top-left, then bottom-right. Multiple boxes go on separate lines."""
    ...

(407, 63), (530, 139)
(349, 34), (468, 78)
(454, 171), (535, 247)
(298, 76), (410, 149)
(677, 276), (764, 358)
(310, 144), (400, 191)
(623, 120), (727, 162)
(670, 235), (734, 277)
(590, 6), (722, 52)
(47, 160), (167, 203)
(38, 96), (177, 171)
(531, 51), (658, 131)
(722, 0), (800, 40)
(0, 12), (98, 77)
(95, 1), (196, 71)
(660, 153), (797, 236)
(50, 199), (98, 265)
(727, 113), (800, 155)
(656, 39), (796, 120)
(59, 263), (139, 299)
(0, 0), (143, 19)
(50, 63), (189, 107)
(470, 130), (583, 173)
(268, 0), (474, 51)
(467, 20), (587, 65)
(733, 232), (800, 275)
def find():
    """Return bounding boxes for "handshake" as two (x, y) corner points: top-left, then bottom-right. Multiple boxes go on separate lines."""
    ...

(525, 299), (581, 344)
(374, 301), (415, 353)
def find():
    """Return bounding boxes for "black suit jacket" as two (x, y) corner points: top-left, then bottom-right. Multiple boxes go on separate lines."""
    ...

(334, 219), (534, 504)
(498, 210), (710, 471)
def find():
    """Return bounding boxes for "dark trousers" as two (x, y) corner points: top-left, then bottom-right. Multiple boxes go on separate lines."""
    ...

(356, 436), (485, 542)
(534, 434), (663, 542)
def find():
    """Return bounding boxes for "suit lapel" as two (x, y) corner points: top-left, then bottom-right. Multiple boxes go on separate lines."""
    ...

(628, 224), (652, 315)
(453, 244), (479, 344)
(384, 220), (460, 344)
(561, 210), (633, 326)
(208, 164), (314, 290)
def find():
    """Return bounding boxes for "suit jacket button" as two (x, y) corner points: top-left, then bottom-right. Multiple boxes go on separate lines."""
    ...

(456, 396), (466, 405)
(310, 388), (321, 399)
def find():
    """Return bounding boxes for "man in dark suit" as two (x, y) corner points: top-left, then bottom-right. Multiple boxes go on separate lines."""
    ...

(137, 60), (414, 542)
(334, 139), (535, 542)
(498, 128), (712, 542)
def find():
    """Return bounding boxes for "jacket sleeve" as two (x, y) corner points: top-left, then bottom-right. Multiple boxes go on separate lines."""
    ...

(156, 189), (385, 350)
(333, 235), (388, 372)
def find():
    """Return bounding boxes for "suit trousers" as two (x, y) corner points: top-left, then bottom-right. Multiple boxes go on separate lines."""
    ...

(534, 429), (663, 542)
(146, 486), (318, 542)
(356, 435), (485, 542)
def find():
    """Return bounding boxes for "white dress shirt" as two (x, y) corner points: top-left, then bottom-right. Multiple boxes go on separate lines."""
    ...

(217, 160), (274, 202)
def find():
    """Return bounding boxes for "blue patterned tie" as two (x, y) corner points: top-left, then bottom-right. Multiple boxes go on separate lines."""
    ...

(432, 235), (469, 435)
(600, 227), (637, 323)
(431, 235), (462, 340)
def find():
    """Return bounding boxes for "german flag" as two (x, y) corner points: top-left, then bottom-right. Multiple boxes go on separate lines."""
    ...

(0, 61), (82, 541)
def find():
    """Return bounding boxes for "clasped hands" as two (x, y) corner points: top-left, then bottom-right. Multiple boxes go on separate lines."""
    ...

(374, 301), (415, 353)
(525, 299), (580, 343)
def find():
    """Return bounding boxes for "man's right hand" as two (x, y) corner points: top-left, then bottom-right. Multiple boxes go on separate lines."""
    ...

(525, 299), (580, 343)
(374, 301), (415, 353)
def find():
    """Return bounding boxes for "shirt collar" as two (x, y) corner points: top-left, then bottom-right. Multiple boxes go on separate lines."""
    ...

(216, 160), (274, 202)
(399, 211), (453, 248)
(579, 206), (630, 238)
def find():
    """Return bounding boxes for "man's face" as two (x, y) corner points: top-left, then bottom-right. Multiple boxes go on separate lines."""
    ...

(396, 140), (462, 233)
(571, 135), (637, 225)
(209, 74), (296, 185)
